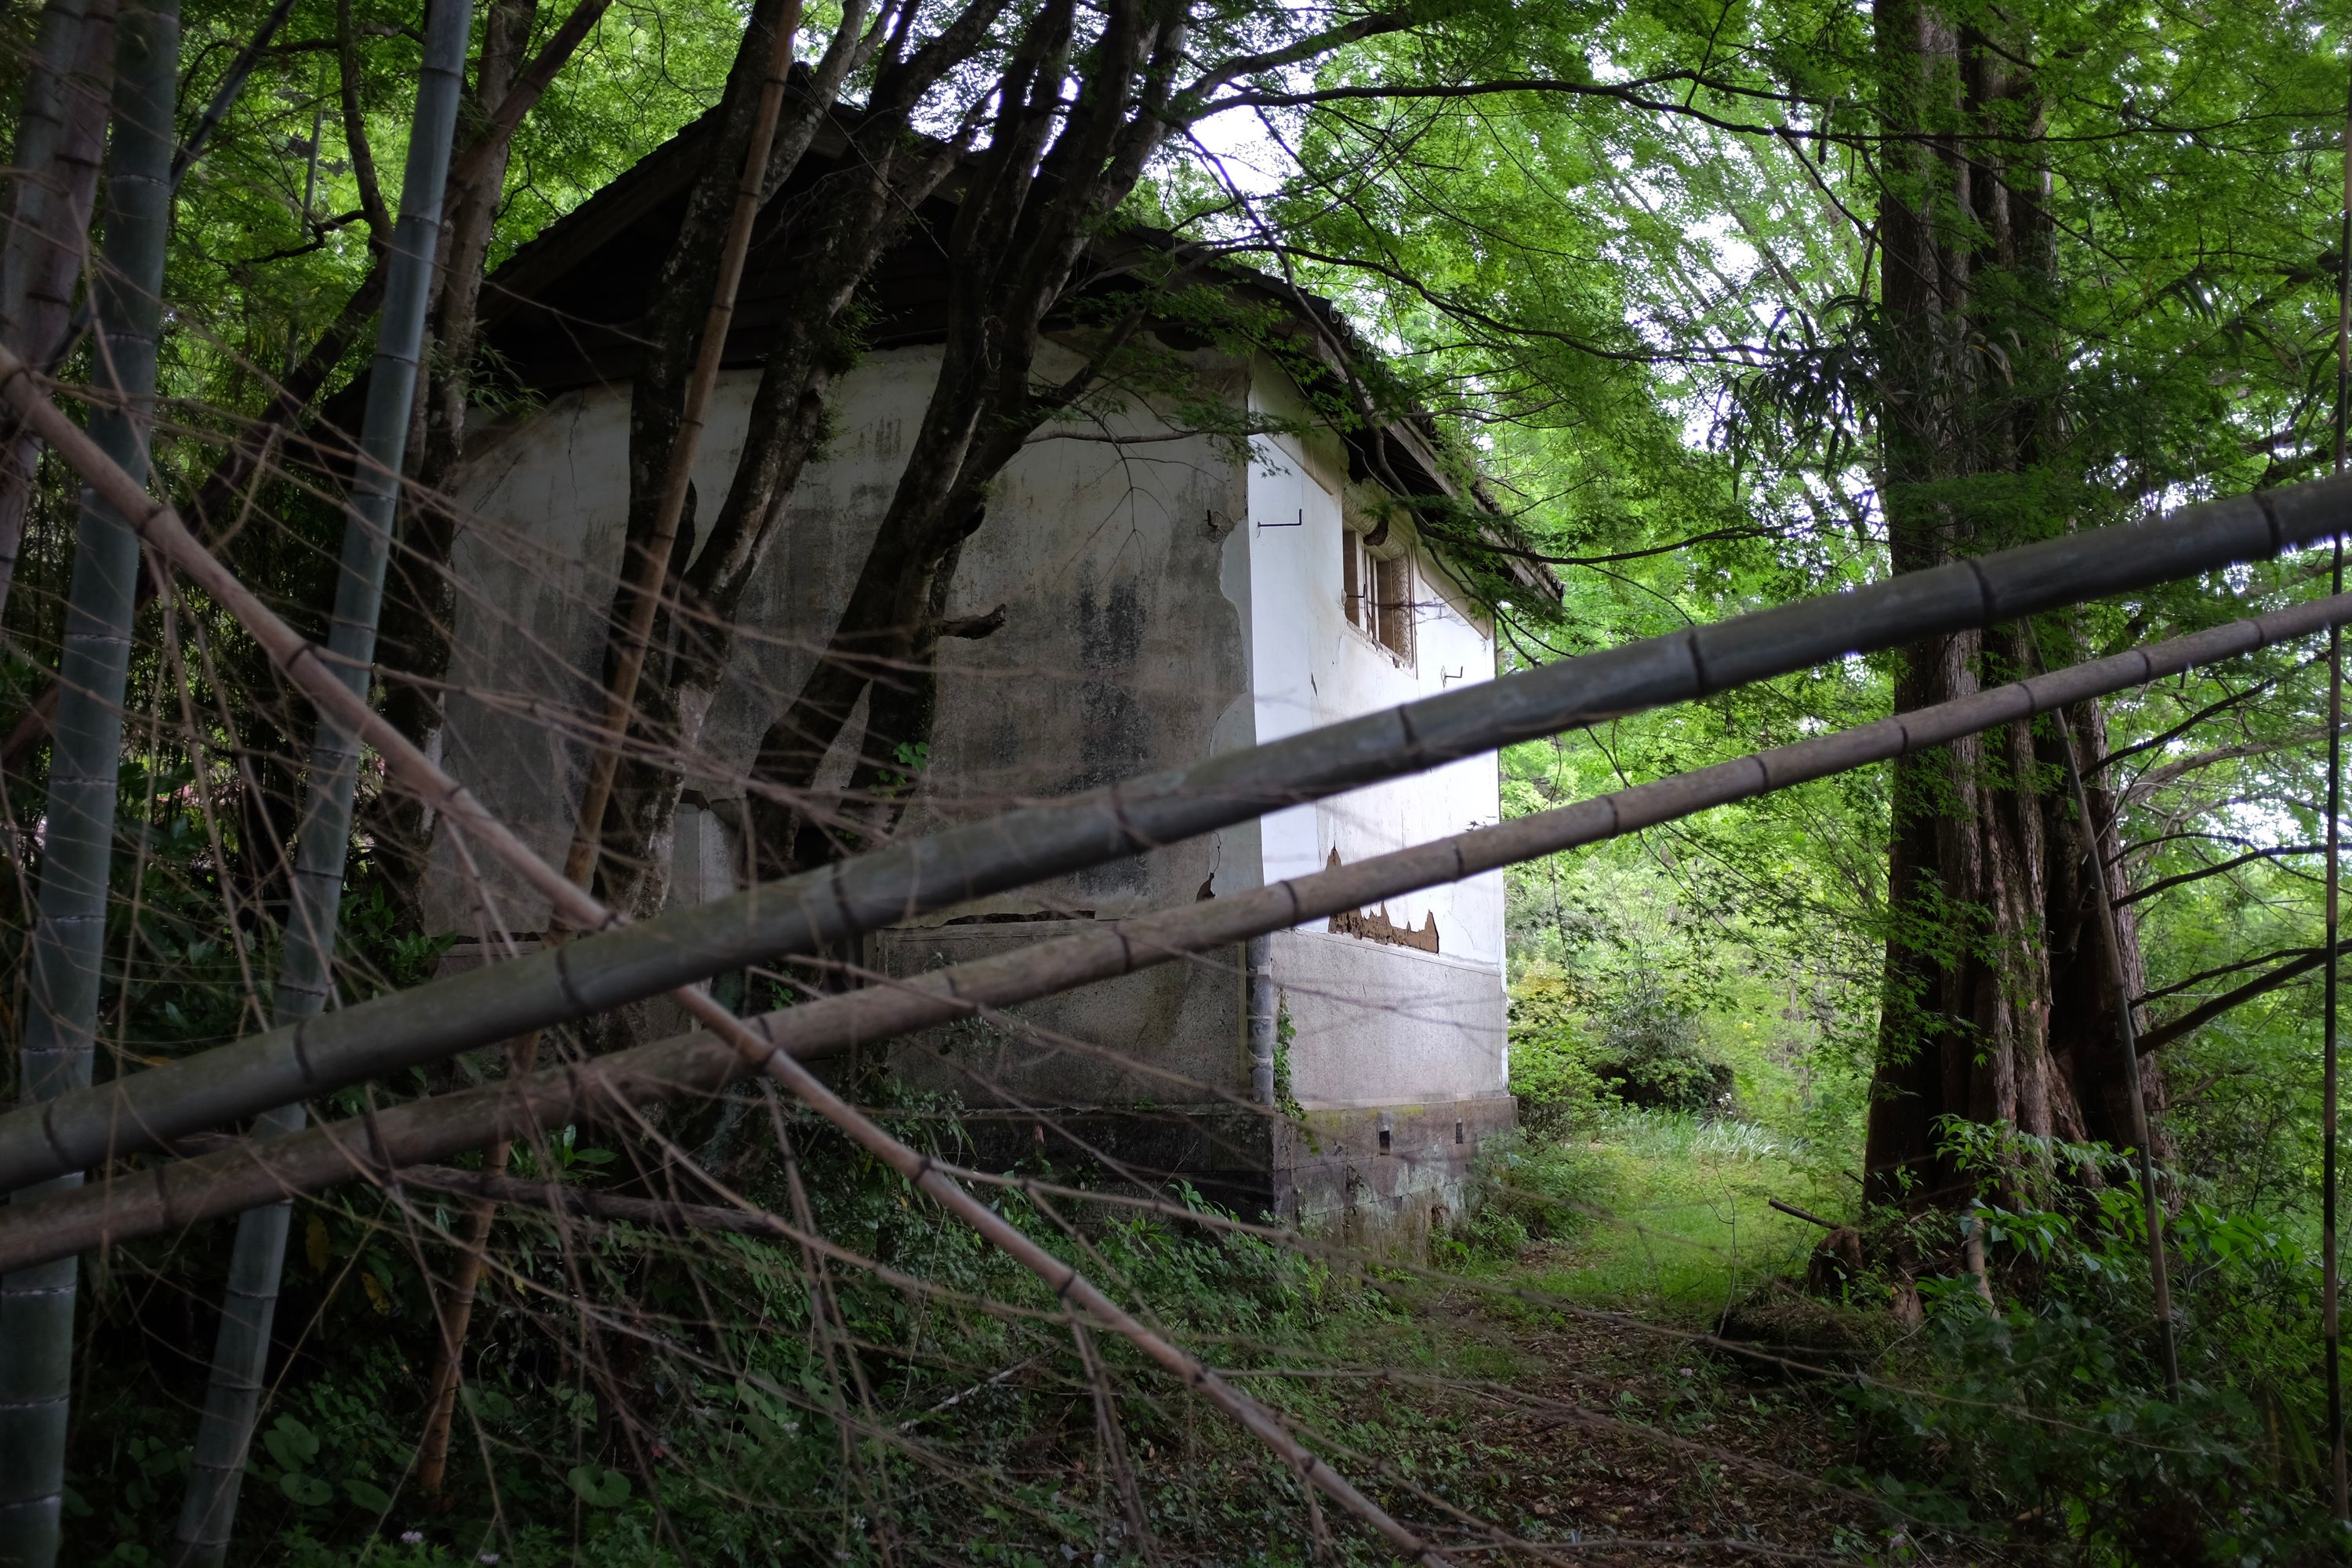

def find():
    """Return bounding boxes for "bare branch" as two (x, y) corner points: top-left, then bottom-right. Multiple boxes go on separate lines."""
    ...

(2140, 948), (2332, 1054)
(2115, 843), (2325, 906)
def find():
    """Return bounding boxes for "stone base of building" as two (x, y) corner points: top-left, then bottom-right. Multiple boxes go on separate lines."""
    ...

(941, 1093), (1517, 1257)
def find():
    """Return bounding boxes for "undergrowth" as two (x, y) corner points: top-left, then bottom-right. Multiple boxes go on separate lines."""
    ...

(66, 1088), (1514, 1567)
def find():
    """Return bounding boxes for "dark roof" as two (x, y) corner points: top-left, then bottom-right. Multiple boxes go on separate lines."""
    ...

(476, 111), (1561, 604)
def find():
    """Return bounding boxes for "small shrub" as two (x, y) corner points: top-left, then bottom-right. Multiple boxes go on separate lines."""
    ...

(1507, 965), (1604, 1135)
(1507, 967), (1734, 1129)
(1587, 975), (1733, 1115)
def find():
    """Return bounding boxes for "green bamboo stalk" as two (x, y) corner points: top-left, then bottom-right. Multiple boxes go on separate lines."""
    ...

(0, 383), (2347, 1195)
(0, 0), (119, 618)
(170, 0), (475, 1557)
(0, 2), (177, 1563)
(1, 0), (103, 332)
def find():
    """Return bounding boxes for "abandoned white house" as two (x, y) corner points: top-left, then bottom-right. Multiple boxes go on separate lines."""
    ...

(411, 116), (1559, 1245)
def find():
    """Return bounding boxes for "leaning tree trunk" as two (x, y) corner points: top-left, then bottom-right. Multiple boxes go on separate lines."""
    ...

(531, 0), (960, 939)
(0, 0), (121, 621)
(1861, 2), (2158, 1208)
(0, 2), (176, 1561)
(745, 0), (1181, 889)
(169, 0), (475, 1556)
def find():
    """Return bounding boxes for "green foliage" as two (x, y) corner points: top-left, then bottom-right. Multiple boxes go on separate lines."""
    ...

(1272, 995), (1305, 1125)
(1584, 973), (1733, 1115)
(1849, 1188), (2345, 1565)
(1508, 961), (1734, 1124)
(1501, 965), (1604, 1136)
(1448, 1133), (1613, 1265)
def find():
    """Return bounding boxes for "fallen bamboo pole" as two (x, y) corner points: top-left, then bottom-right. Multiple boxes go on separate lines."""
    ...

(405, 1163), (806, 1238)
(8, 572), (2344, 1567)
(5, 587), (2346, 1271)
(5, 344), (2351, 1559)
(2052, 688), (2180, 1396)
(0, 448), (2343, 1198)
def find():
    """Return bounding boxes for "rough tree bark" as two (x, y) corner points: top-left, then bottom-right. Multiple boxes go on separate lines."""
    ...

(1862, 1), (2162, 1207)
(575, 0), (1002, 931)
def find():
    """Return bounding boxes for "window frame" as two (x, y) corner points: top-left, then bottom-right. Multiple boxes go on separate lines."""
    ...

(1339, 521), (1416, 670)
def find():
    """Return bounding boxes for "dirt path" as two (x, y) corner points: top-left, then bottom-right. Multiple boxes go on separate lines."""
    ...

(1341, 1232), (1908, 1566)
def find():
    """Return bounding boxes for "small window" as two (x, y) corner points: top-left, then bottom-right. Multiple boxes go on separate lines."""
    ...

(1341, 527), (1367, 630)
(1372, 551), (1414, 663)
(1340, 529), (1415, 666)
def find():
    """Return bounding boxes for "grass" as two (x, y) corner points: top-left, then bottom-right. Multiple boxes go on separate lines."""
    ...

(1519, 1108), (1847, 1320)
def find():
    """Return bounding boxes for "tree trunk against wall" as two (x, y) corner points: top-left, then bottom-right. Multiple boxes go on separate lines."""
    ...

(1862, 2), (2161, 1209)
(572, 0), (1002, 935)
(743, 0), (1182, 891)
(372, 0), (1397, 954)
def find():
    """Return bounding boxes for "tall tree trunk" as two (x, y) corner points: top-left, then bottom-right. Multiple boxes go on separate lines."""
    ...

(1861, 3), (2158, 1208)
(168, 0), (476, 1555)
(0, 0), (120, 620)
(0, 2), (176, 1560)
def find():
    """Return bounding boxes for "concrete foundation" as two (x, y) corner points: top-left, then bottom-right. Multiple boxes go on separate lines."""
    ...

(867, 917), (1512, 1252)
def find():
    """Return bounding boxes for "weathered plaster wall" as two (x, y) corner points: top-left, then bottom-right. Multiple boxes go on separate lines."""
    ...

(421, 342), (1252, 935)
(421, 342), (1508, 1223)
(1269, 930), (1507, 1106)
(1241, 365), (1508, 1109)
(869, 920), (1246, 1106)
(1240, 372), (1506, 967)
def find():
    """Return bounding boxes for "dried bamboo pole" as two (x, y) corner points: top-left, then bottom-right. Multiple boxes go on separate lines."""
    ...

(0, 456), (2347, 1196)
(0, 3), (176, 1561)
(24, 48), (2320, 1559)
(5, 587), (2344, 1272)
(560, 0), (803, 896)
(2328, 67), (2352, 1519)
(410, 0), (804, 1494)
(2052, 695), (2180, 1396)
(2, 582), (2345, 1563)
(172, 0), (476, 1555)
